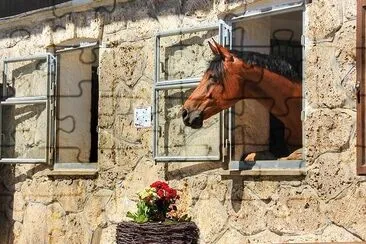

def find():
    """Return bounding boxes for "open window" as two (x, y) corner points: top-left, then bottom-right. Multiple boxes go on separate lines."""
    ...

(357, 0), (366, 175)
(153, 1), (305, 174)
(227, 0), (305, 171)
(153, 22), (231, 162)
(0, 54), (56, 164)
(53, 39), (99, 170)
(0, 40), (99, 171)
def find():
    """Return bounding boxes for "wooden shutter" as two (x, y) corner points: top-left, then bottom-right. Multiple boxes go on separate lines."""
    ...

(357, 0), (366, 175)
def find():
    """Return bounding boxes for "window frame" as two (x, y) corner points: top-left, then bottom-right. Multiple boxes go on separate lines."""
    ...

(0, 53), (56, 164)
(0, 44), (99, 174)
(153, 0), (307, 175)
(153, 22), (231, 162)
(225, 0), (306, 171)
(357, 0), (366, 175)
(52, 42), (99, 170)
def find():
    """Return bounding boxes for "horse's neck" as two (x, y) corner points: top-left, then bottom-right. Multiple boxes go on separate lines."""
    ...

(242, 67), (302, 145)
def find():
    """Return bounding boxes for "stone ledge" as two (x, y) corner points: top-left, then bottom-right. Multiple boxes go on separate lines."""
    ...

(220, 169), (306, 177)
(48, 163), (98, 176)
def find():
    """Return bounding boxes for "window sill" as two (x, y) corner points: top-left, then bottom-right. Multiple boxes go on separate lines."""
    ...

(48, 162), (98, 176)
(221, 160), (306, 177)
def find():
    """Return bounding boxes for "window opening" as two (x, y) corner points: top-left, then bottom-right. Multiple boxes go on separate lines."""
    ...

(55, 42), (99, 164)
(227, 1), (304, 170)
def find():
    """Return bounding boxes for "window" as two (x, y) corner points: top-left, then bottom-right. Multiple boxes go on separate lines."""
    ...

(0, 40), (99, 172)
(1, 54), (56, 164)
(153, 0), (305, 174)
(153, 23), (230, 162)
(54, 40), (99, 167)
(357, 0), (366, 175)
(228, 1), (304, 171)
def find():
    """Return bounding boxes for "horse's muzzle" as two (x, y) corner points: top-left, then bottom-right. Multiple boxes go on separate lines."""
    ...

(182, 109), (203, 129)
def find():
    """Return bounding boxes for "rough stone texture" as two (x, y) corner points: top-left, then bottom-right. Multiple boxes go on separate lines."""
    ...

(0, 0), (365, 243)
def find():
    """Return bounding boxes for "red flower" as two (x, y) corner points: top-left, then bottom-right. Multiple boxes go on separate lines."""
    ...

(150, 181), (169, 190)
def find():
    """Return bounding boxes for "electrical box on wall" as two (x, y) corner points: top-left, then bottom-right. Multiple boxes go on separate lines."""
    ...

(134, 106), (152, 128)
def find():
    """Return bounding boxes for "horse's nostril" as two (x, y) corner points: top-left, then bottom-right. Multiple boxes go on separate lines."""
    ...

(182, 109), (188, 118)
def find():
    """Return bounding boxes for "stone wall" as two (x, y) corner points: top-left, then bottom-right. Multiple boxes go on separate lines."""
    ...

(0, 0), (365, 243)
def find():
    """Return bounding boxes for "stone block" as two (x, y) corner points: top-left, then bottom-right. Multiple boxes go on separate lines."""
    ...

(325, 183), (366, 240)
(194, 197), (228, 243)
(306, 0), (343, 41)
(267, 185), (327, 234)
(21, 180), (54, 204)
(18, 203), (48, 244)
(306, 150), (355, 201)
(304, 109), (355, 161)
(64, 213), (92, 244)
(305, 44), (353, 109)
(54, 180), (87, 213)
(83, 189), (113, 230)
(47, 202), (67, 244)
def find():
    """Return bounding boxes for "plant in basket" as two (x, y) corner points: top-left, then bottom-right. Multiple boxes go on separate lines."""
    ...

(126, 181), (190, 223)
(117, 181), (199, 244)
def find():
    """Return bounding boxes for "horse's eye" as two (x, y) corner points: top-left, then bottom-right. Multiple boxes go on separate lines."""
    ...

(209, 74), (218, 83)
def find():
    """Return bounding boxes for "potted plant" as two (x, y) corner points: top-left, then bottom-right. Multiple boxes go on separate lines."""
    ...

(116, 181), (199, 244)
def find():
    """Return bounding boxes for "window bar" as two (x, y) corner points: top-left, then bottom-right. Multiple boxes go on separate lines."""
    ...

(157, 24), (219, 38)
(4, 54), (50, 63)
(152, 35), (160, 159)
(230, 1), (304, 23)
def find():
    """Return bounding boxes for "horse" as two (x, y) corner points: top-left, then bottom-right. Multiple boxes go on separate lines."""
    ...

(182, 40), (302, 160)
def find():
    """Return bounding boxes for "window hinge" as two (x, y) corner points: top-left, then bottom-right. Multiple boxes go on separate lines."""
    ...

(223, 138), (230, 156)
(356, 80), (361, 103)
(301, 110), (305, 121)
(301, 34), (306, 46)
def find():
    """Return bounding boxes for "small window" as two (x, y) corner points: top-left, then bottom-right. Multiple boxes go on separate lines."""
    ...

(153, 23), (231, 162)
(228, 1), (304, 171)
(54, 40), (99, 167)
(154, 1), (306, 174)
(0, 40), (99, 171)
(357, 0), (366, 175)
(1, 54), (56, 164)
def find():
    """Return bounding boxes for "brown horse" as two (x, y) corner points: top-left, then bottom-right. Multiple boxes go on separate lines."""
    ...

(182, 40), (302, 159)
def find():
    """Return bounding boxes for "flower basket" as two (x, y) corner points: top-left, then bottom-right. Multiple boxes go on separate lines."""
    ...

(116, 221), (199, 244)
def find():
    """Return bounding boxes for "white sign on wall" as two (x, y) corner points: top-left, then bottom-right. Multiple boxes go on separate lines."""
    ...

(134, 106), (152, 128)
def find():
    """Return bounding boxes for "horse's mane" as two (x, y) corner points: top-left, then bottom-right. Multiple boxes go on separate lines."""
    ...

(208, 50), (301, 83)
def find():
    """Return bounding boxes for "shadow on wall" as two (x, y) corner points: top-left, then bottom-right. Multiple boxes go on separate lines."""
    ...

(0, 164), (47, 243)
(0, 0), (249, 37)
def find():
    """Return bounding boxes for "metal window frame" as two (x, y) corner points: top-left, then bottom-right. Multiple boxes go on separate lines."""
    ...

(357, 0), (366, 175)
(153, 22), (231, 162)
(226, 0), (306, 171)
(0, 53), (56, 164)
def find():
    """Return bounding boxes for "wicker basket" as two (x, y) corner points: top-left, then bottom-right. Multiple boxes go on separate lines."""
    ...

(116, 221), (199, 244)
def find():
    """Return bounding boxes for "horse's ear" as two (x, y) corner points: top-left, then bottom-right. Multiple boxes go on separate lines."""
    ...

(211, 39), (234, 62)
(208, 41), (219, 55)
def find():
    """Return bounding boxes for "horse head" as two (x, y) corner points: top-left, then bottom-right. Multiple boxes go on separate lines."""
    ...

(182, 40), (252, 129)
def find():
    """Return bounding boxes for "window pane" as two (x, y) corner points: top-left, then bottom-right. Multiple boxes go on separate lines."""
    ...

(56, 48), (96, 163)
(156, 88), (220, 158)
(5, 59), (48, 98)
(1, 103), (47, 159)
(159, 29), (218, 81)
